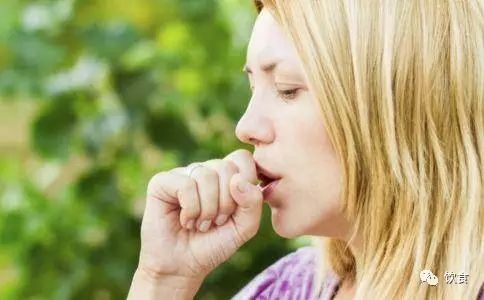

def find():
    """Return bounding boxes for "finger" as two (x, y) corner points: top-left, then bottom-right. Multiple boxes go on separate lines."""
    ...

(229, 173), (263, 241)
(204, 159), (238, 226)
(146, 170), (201, 228)
(223, 149), (258, 184)
(189, 165), (219, 232)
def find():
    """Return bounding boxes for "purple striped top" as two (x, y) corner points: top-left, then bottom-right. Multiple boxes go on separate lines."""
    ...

(232, 246), (339, 300)
(232, 246), (484, 300)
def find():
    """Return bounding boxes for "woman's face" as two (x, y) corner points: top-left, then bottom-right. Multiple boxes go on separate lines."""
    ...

(236, 9), (351, 239)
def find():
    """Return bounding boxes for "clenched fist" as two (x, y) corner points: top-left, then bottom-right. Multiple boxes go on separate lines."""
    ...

(133, 149), (264, 290)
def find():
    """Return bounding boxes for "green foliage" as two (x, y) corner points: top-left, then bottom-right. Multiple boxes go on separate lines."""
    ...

(0, 0), (309, 299)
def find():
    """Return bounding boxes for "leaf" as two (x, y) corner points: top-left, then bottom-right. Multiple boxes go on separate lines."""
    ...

(31, 93), (79, 160)
(81, 22), (139, 64)
(145, 109), (197, 151)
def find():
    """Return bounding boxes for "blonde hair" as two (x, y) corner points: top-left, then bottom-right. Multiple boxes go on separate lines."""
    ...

(254, 0), (483, 299)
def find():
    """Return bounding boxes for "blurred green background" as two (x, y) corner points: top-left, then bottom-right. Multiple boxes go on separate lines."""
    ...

(0, 0), (311, 299)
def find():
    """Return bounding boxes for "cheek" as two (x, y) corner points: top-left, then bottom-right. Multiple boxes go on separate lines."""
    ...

(284, 94), (335, 156)
(275, 96), (342, 200)
(272, 111), (346, 237)
(287, 109), (342, 213)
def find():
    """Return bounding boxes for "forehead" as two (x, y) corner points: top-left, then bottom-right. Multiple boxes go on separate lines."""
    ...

(246, 9), (299, 67)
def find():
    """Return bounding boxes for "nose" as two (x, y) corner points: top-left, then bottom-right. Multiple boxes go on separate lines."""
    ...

(235, 99), (274, 146)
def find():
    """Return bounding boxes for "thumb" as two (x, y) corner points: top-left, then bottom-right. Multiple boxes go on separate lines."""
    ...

(229, 173), (263, 241)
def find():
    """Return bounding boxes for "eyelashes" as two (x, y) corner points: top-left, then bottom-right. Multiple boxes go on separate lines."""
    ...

(276, 88), (300, 101)
(248, 85), (301, 101)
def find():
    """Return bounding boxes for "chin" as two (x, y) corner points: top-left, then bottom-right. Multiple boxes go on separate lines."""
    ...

(269, 207), (305, 238)
(272, 224), (301, 239)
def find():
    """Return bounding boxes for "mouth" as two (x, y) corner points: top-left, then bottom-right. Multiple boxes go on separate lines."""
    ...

(255, 163), (282, 188)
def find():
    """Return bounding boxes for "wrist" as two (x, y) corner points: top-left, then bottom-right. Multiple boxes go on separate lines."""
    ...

(128, 267), (204, 300)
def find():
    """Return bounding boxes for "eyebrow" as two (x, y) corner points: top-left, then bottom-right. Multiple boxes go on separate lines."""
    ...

(242, 60), (280, 74)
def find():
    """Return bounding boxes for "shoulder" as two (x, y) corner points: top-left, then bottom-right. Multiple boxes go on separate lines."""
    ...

(232, 246), (323, 300)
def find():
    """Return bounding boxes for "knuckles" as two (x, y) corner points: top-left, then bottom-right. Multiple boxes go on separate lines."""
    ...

(193, 166), (218, 182)
(146, 172), (165, 195)
(230, 148), (252, 159)
(222, 159), (239, 175)
(179, 176), (197, 193)
(145, 155), (249, 228)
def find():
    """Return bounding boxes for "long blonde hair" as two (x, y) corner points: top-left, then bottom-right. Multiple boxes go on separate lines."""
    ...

(253, 0), (483, 299)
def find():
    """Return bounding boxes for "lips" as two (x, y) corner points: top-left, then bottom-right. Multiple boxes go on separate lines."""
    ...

(255, 163), (282, 188)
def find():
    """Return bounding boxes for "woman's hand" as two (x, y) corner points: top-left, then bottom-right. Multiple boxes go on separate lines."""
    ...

(132, 149), (263, 291)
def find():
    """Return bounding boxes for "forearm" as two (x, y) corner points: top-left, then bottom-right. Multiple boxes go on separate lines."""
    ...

(127, 268), (203, 300)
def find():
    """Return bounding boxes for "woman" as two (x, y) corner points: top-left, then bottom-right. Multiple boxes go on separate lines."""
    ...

(128, 0), (483, 299)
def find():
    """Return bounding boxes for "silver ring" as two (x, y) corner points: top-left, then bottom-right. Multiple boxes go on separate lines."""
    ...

(186, 163), (204, 178)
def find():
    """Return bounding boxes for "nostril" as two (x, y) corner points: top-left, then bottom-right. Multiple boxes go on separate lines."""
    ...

(248, 138), (261, 147)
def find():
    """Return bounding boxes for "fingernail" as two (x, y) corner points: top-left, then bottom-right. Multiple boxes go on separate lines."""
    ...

(237, 180), (249, 193)
(198, 220), (211, 232)
(186, 219), (194, 230)
(215, 214), (228, 226)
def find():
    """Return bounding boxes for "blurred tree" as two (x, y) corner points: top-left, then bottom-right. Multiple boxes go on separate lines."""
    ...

(0, 0), (310, 299)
